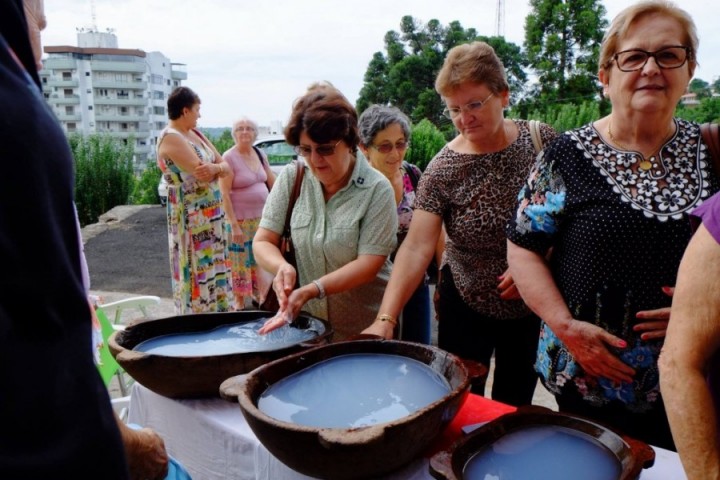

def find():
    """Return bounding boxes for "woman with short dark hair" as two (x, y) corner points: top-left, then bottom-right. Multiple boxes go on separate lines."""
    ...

(254, 85), (397, 340)
(158, 86), (233, 314)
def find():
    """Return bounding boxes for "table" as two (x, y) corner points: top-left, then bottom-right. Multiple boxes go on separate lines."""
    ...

(128, 383), (686, 480)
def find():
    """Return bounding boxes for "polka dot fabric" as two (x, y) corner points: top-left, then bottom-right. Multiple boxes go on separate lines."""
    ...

(507, 119), (720, 409)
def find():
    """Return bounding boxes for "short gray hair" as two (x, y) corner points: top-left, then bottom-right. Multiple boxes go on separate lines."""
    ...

(358, 105), (411, 147)
(232, 117), (259, 142)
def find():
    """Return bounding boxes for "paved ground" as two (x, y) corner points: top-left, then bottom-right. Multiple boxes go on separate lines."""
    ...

(84, 205), (556, 410)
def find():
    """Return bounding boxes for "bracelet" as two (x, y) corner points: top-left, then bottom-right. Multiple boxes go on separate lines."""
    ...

(376, 314), (397, 328)
(312, 279), (326, 299)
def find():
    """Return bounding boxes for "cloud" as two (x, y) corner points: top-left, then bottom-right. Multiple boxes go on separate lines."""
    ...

(41, 0), (720, 128)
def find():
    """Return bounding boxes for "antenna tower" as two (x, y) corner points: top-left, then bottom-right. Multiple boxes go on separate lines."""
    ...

(495, 0), (505, 37)
(90, 0), (98, 32)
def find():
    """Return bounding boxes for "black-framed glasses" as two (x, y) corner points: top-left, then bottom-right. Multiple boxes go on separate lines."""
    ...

(442, 93), (494, 120)
(293, 139), (343, 158)
(371, 140), (410, 154)
(611, 46), (691, 72)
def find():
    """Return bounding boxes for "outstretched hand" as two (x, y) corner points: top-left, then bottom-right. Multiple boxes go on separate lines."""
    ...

(258, 310), (292, 335)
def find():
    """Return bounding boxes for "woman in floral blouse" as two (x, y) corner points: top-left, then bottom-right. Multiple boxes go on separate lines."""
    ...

(358, 104), (444, 344)
(507, 1), (717, 450)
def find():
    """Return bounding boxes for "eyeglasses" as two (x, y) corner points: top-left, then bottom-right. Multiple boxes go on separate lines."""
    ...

(371, 140), (410, 154)
(293, 139), (343, 158)
(234, 126), (254, 132)
(442, 93), (494, 120)
(611, 46), (691, 72)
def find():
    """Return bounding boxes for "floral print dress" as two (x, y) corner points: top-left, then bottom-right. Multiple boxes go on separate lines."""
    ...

(158, 128), (231, 314)
(507, 119), (719, 411)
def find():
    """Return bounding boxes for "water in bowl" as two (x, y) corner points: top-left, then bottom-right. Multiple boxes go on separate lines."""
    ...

(258, 353), (451, 428)
(463, 424), (622, 480)
(133, 319), (323, 357)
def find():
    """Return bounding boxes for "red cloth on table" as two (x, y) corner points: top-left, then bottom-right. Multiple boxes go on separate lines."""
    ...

(426, 393), (516, 456)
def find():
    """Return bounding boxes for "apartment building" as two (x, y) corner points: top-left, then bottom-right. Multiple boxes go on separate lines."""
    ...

(40, 30), (187, 167)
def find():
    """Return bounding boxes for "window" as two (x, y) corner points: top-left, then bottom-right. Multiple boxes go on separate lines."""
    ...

(63, 89), (73, 96)
(85, 72), (90, 76)
(153, 106), (165, 115)
(67, 122), (76, 132)
(65, 106), (74, 114)
(62, 71), (71, 80)
(151, 74), (163, 85)
(88, 105), (93, 110)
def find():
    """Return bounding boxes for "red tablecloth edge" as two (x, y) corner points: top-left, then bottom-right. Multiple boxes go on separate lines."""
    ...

(426, 393), (516, 456)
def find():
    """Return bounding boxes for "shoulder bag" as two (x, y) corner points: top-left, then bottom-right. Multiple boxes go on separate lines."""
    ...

(701, 122), (720, 179)
(259, 159), (305, 312)
(253, 145), (274, 191)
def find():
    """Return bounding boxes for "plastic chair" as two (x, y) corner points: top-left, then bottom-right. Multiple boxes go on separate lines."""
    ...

(96, 296), (161, 396)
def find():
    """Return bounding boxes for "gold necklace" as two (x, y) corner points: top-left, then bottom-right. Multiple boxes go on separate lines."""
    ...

(607, 120), (673, 172)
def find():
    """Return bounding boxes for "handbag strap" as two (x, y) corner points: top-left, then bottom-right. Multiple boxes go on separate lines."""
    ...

(529, 119), (543, 154)
(701, 123), (720, 180)
(282, 159), (305, 238)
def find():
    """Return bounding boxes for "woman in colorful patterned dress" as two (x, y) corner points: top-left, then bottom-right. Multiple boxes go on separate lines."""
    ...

(157, 86), (233, 314)
(506, 1), (716, 450)
(219, 117), (276, 310)
(358, 104), (443, 344)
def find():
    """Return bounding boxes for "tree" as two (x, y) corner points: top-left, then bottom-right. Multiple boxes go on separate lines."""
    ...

(132, 162), (163, 205)
(71, 133), (135, 226)
(406, 119), (447, 171)
(203, 128), (233, 154)
(356, 16), (526, 130)
(523, 0), (607, 108)
(689, 78), (712, 99)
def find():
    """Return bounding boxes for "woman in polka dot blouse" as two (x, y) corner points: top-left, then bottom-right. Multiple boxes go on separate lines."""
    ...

(507, 1), (718, 450)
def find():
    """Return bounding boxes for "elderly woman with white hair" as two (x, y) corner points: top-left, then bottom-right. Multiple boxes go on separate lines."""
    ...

(219, 117), (276, 310)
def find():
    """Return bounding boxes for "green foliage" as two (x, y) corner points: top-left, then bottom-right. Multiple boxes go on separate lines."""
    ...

(71, 133), (135, 226)
(406, 119), (447, 171)
(523, 0), (607, 109)
(675, 97), (720, 124)
(689, 78), (712, 99)
(511, 100), (602, 132)
(132, 162), (163, 205)
(356, 16), (526, 129)
(202, 128), (233, 154)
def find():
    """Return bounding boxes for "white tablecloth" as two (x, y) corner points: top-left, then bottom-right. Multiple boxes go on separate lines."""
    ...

(127, 383), (686, 480)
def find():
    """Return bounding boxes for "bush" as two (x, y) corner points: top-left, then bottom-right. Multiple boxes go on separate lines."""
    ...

(406, 119), (447, 171)
(132, 162), (163, 205)
(71, 133), (135, 226)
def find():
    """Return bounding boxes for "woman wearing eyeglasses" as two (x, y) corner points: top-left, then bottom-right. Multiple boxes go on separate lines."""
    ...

(357, 105), (444, 345)
(219, 117), (276, 310)
(362, 41), (557, 407)
(253, 85), (397, 340)
(506, 2), (718, 450)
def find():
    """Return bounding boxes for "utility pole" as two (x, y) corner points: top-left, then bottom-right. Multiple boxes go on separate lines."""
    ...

(495, 0), (505, 37)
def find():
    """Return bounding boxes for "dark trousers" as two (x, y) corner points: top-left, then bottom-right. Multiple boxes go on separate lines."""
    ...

(556, 385), (676, 451)
(400, 283), (431, 344)
(436, 265), (541, 407)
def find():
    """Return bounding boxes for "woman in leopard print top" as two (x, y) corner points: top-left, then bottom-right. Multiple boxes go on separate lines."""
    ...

(364, 41), (557, 407)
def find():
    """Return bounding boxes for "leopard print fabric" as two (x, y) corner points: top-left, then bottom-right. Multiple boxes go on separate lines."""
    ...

(415, 120), (557, 318)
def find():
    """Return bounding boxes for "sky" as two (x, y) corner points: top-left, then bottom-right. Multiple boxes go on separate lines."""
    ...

(41, 0), (720, 129)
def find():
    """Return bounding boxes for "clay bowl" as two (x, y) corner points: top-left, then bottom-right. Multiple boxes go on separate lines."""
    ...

(221, 339), (486, 480)
(429, 405), (656, 480)
(109, 310), (332, 399)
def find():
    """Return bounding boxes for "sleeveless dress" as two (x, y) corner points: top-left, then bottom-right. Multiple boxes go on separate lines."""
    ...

(222, 146), (270, 308)
(158, 127), (231, 314)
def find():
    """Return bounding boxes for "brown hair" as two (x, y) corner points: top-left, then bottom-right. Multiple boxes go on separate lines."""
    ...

(284, 85), (359, 150)
(434, 41), (509, 97)
(599, 0), (698, 77)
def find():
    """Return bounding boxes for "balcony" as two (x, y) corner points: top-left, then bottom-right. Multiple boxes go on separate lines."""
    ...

(56, 113), (82, 121)
(43, 57), (76, 70)
(50, 95), (81, 105)
(94, 97), (149, 107)
(46, 78), (79, 88)
(91, 60), (146, 73)
(171, 63), (187, 80)
(94, 113), (146, 122)
(91, 79), (148, 90)
(96, 129), (150, 139)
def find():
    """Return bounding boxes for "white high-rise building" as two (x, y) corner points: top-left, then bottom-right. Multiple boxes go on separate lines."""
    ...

(39, 30), (187, 167)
